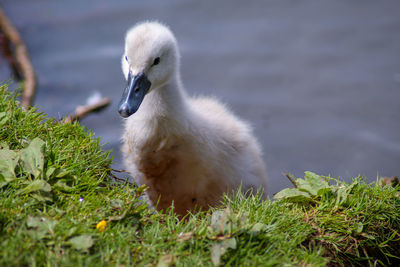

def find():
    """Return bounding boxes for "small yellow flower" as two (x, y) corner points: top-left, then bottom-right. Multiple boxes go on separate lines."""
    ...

(96, 220), (107, 232)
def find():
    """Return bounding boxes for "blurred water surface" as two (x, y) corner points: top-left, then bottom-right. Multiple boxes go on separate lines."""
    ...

(1, 0), (400, 195)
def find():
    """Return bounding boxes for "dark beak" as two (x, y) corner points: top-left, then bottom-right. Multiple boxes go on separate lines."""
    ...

(118, 71), (151, 118)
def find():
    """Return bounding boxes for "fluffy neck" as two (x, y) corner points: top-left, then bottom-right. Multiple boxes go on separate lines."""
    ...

(129, 74), (189, 131)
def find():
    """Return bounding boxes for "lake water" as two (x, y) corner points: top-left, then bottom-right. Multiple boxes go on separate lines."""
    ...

(2, 0), (400, 195)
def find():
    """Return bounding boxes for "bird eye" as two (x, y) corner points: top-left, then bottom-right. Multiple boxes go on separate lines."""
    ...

(125, 55), (128, 62)
(153, 57), (160, 66)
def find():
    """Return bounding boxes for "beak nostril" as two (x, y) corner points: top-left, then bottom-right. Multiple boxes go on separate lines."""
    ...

(118, 105), (128, 117)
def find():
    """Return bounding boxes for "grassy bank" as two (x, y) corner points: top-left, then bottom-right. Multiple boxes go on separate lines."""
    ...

(0, 84), (399, 266)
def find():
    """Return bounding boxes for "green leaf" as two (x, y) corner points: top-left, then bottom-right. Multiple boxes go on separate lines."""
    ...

(304, 171), (329, 185)
(210, 208), (232, 235)
(0, 142), (9, 149)
(27, 216), (57, 236)
(45, 166), (57, 178)
(53, 181), (73, 192)
(47, 167), (74, 183)
(20, 137), (45, 178)
(21, 180), (51, 194)
(26, 229), (48, 241)
(335, 186), (345, 203)
(0, 148), (19, 181)
(334, 182), (356, 206)
(354, 222), (363, 234)
(31, 193), (53, 203)
(54, 169), (71, 178)
(0, 177), (7, 188)
(361, 233), (376, 240)
(296, 172), (330, 196)
(274, 188), (312, 202)
(211, 238), (237, 266)
(68, 235), (94, 250)
(0, 111), (9, 126)
(346, 180), (358, 194)
(26, 216), (43, 228)
(317, 187), (332, 197)
(250, 223), (269, 234)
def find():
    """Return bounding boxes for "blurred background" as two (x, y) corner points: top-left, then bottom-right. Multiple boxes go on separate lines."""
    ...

(1, 0), (399, 196)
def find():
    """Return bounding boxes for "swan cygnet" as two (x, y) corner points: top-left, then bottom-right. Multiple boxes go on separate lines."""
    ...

(118, 21), (267, 215)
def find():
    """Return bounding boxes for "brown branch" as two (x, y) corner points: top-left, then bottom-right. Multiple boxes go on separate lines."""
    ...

(283, 172), (298, 188)
(111, 175), (133, 185)
(0, 32), (21, 79)
(0, 7), (36, 109)
(111, 168), (129, 173)
(63, 97), (111, 123)
(109, 169), (133, 185)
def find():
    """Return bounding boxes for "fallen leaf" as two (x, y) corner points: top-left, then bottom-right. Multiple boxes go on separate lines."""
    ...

(110, 199), (123, 209)
(27, 216), (57, 236)
(177, 232), (193, 242)
(20, 138), (45, 178)
(0, 148), (18, 181)
(210, 208), (231, 235)
(211, 238), (237, 266)
(68, 235), (94, 250)
(21, 180), (51, 194)
(274, 188), (312, 202)
(250, 223), (267, 233)
(157, 254), (174, 267)
(31, 193), (53, 203)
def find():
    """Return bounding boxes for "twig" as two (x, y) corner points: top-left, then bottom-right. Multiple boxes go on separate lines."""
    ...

(112, 176), (133, 185)
(111, 168), (129, 173)
(0, 7), (36, 109)
(63, 97), (111, 123)
(283, 172), (297, 188)
(109, 168), (134, 186)
(109, 170), (133, 186)
(0, 32), (21, 79)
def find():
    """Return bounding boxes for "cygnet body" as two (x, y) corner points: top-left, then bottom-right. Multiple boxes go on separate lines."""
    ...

(119, 21), (267, 215)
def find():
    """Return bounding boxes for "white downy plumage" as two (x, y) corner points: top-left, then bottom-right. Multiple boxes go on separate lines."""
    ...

(119, 21), (267, 215)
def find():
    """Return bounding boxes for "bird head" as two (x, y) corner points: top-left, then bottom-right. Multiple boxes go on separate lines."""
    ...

(118, 21), (179, 118)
